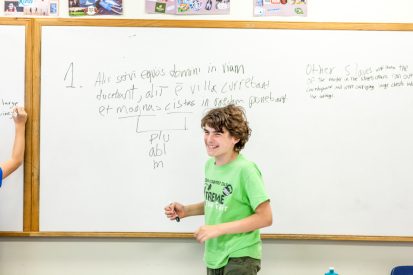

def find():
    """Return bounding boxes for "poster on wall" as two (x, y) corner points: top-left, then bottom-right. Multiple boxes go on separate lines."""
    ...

(146, 0), (230, 15)
(254, 0), (307, 17)
(68, 0), (122, 16)
(4, 0), (59, 16)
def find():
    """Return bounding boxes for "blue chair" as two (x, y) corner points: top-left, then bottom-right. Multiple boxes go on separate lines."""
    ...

(391, 266), (413, 275)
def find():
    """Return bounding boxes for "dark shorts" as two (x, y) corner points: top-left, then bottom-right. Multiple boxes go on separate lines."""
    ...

(207, 257), (261, 275)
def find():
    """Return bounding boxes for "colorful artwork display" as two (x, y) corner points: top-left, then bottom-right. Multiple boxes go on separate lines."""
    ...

(4, 0), (59, 16)
(254, 0), (307, 17)
(69, 0), (122, 16)
(146, 0), (230, 15)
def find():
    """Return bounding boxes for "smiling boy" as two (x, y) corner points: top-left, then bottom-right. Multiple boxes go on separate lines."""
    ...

(165, 104), (272, 275)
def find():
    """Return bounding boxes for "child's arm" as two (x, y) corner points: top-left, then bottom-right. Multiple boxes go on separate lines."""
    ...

(0, 107), (27, 180)
(165, 201), (204, 221)
(194, 200), (272, 243)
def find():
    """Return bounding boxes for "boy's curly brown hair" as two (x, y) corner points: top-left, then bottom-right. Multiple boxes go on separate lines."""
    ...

(201, 104), (251, 152)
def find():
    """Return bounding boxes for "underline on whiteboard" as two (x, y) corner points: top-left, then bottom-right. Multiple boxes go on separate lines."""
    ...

(118, 114), (154, 119)
(166, 111), (193, 115)
(136, 128), (188, 133)
(117, 112), (193, 119)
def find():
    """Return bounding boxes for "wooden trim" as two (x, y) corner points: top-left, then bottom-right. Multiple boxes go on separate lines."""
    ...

(32, 18), (413, 31)
(1, 232), (413, 242)
(22, 19), (34, 232)
(29, 232), (194, 238)
(261, 234), (413, 242)
(10, 18), (413, 240)
(0, 18), (32, 25)
(0, 231), (32, 237)
(30, 19), (42, 232)
(0, 18), (33, 232)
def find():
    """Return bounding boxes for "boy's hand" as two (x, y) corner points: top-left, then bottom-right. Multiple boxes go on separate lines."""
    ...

(194, 225), (223, 243)
(12, 107), (27, 125)
(164, 202), (185, 221)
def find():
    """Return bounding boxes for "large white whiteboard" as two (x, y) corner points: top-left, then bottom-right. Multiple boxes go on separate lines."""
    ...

(39, 25), (413, 236)
(0, 25), (26, 231)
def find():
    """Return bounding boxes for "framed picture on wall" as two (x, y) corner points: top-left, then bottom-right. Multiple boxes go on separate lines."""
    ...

(68, 0), (123, 16)
(145, 0), (230, 15)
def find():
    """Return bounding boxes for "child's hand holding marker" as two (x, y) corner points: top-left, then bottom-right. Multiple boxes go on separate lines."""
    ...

(12, 107), (27, 124)
(164, 202), (184, 222)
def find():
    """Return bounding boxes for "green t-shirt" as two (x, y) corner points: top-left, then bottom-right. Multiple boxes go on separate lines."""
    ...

(203, 154), (269, 269)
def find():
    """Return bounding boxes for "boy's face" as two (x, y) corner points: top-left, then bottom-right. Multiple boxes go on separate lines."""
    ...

(203, 125), (239, 161)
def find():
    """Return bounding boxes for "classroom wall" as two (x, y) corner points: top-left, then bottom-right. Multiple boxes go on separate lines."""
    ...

(1, 1), (413, 274)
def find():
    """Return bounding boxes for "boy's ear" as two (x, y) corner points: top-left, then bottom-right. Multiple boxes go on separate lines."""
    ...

(232, 137), (240, 145)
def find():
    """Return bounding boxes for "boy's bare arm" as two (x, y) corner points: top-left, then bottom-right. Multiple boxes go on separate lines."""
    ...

(165, 201), (205, 221)
(194, 200), (272, 243)
(0, 107), (27, 179)
(184, 201), (205, 217)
